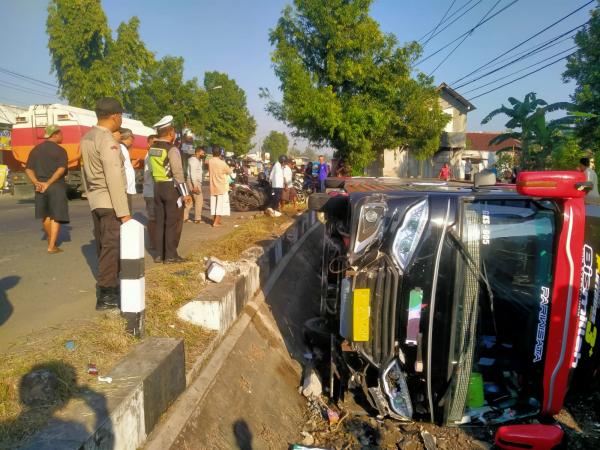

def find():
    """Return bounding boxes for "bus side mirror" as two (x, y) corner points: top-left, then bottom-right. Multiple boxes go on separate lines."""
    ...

(517, 171), (588, 199)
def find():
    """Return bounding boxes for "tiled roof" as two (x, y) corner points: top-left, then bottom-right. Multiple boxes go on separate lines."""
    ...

(466, 132), (521, 152)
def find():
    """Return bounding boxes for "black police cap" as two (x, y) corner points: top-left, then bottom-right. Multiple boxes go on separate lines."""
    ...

(95, 97), (124, 116)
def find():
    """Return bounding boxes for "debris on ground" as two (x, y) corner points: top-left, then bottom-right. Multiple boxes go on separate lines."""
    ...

(300, 430), (315, 446)
(86, 363), (98, 376)
(64, 340), (75, 351)
(301, 366), (323, 398)
(206, 257), (227, 283)
(421, 429), (437, 450)
(97, 376), (112, 383)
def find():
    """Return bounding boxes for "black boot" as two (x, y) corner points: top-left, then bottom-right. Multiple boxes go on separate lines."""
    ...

(96, 286), (119, 310)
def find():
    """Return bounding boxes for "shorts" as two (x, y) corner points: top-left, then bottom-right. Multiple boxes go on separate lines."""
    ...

(145, 197), (155, 221)
(35, 182), (69, 223)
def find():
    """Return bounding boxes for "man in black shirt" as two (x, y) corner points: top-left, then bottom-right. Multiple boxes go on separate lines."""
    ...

(25, 125), (69, 254)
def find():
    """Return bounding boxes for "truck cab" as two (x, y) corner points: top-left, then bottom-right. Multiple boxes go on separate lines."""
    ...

(310, 171), (599, 446)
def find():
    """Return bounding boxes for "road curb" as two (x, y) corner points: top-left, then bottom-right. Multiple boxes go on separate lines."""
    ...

(21, 211), (319, 450)
(144, 212), (321, 450)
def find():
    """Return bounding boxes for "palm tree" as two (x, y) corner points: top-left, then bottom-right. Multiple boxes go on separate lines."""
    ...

(481, 92), (574, 169)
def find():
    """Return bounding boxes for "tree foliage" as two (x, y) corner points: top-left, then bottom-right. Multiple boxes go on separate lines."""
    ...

(481, 92), (576, 169)
(47, 0), (153, 109)
(203, 72), (257, 155)
(264, 0), (448, 170)
(563, 1), (600, 149)
(262, 131), (289, 161)
(128, 57), (207, 133)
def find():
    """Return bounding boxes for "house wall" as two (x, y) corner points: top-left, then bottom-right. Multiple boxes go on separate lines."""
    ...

(439, 91), (468, 133)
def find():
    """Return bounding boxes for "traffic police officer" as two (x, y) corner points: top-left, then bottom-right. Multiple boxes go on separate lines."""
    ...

(81, 97), (130, 310)
(149, 115), (191, 263)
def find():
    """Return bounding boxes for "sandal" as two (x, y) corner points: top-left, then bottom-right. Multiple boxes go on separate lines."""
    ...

(193, 220), (202, 224)
(48, 247), (63, 254)
(183, 219), (192, 223)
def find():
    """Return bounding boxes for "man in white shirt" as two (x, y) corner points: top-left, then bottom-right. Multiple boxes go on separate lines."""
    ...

(118, 128), (137, 211)
(268, 155), (286, 217)
(578, 157), (600, 199)
(143, 134), (157, 249)
(185, 146), (205, 223)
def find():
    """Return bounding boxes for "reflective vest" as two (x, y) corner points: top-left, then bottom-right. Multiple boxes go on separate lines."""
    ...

(148, 142), (172, 182)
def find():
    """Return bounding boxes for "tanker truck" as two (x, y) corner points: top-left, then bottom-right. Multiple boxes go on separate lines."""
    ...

(10, 104), (154, 197)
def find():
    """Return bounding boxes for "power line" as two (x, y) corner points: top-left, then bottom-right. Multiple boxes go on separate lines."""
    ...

(419, 0), (485, 45)
(429, 0), (503, 75)
(462, 45), (577, 94)
(0, 79), (58, 99)
(451, 0), (594, 85)
(416, 0), (520, 65)
(466, 31), (576, 77)
(454, 22), (587, 89)
(0, 66), (58, 89)
(421, 0), (457, 46)
(468, 51), (575, 101)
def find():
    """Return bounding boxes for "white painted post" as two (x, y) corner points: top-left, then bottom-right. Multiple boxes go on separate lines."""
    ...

(120, 219), (145, 337)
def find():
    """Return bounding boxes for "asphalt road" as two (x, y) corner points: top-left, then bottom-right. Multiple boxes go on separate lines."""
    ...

(0, 189), (249, 353)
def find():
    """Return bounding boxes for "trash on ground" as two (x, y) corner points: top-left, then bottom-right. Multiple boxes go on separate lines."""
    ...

(290, 445), (328, 450)
(301, 366), (323, 398)
(87, 363), (98, 376)
(327, 408), (340, 426)
(64, 340), (75, 351)
(206, 257), (227, 283)
(234, 224), (239, 228)
(420, 429), (437, 450)
(300, 431), (315, 446)
(98, 376), (112, 383)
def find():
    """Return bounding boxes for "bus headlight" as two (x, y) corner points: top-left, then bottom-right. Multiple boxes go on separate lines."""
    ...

(353, 201), (387, 255)
(392, 199), (428, 271)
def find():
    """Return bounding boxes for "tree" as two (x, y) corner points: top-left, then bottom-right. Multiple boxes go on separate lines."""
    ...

(551, 135), (585, 170)
(563, 1), (600, 149)
(47, 0), (153, 109)
(203, 72), (256, 155)
(481, 92), (574, 169)
(128, 57), (207, 133)
(262, 131), (289, 161)
(264, 0), (448, 170)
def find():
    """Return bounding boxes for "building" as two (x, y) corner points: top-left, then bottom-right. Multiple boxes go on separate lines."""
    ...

(367, 83), (476, 178)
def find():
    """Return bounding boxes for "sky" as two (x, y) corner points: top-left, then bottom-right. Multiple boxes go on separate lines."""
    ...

(0, 0), (594, 149)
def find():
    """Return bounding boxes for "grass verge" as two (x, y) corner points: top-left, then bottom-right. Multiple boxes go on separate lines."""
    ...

(0, 208), (299, 447)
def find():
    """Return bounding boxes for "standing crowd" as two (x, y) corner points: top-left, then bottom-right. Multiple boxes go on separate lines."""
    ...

(23, 96), (341, 310)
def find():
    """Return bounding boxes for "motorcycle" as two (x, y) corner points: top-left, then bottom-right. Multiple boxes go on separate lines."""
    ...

(293, 172), (313, 204)
(229, 173), (271, 212)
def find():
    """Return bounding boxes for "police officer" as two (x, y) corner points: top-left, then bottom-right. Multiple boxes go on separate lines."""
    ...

(81, 97), (130, 310)
(149, 115), (191, 263)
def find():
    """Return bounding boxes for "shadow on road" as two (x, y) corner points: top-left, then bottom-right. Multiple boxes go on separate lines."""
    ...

(233, 420), (253, 450)
(81, 240), (98, 278)
(0, 276), (18, 326)
(0, 361), (114, 449)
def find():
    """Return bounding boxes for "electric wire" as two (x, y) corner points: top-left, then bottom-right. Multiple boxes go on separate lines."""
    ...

(454, 22), (587, 89)
(465, 30), (577, 77)
(0, 66), (58, 89)
(429, 0), (503, 75)
(421, 0), (458, 46)
(451, 0), (594, 85)
(416, 0), (520, 65)
(461, 45), (577, 94)
(467, 51), (575, 100)
(0, 79), (58, 99)
(419, 0), (485, 45)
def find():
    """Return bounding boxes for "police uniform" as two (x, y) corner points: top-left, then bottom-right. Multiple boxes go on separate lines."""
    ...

(150, 115), (189, 262)
(80, 98), (129, 308)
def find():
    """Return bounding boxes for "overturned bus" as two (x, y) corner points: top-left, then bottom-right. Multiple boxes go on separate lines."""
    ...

(308, 171), (599, 448)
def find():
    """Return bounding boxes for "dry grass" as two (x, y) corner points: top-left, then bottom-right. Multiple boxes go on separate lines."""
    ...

(0, 208), (299, 446)
(0, 313), (136, 447)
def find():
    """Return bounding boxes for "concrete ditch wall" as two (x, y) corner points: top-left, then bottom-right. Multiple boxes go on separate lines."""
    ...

(21, 211), (319, 450)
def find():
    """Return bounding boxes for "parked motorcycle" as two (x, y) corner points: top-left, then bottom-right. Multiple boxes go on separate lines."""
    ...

(293, 172), (313, 204)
